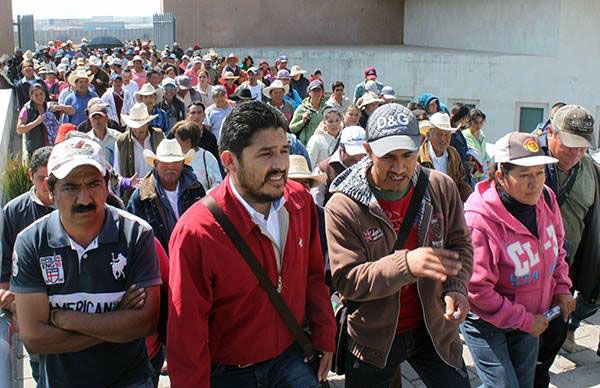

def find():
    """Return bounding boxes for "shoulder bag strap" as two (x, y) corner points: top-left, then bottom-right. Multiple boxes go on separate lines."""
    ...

(392, 168), (430, 251)
(557, 163), (580, 206)
(201, 195), (317, 359)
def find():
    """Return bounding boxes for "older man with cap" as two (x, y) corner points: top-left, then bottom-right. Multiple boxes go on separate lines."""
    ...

(204, 85), (234, 141)
(315, 125), (366, 205)
(175, 75), (202, 110)
(10, 137), (161, 387)
(15, 61), (49, 110)
(76, 98), (121, 134)
(418, 112), (473, 202)
(135, 83), (169, 134)
(353, 66), (384, 104)
(102, 72), (134, 130)
(289, 80), (327, 145)
(62, 68), (98, 126)
(159, 78), (186, 130)
(325, 103), (473, 387)
(277, 69), (302, 110)
(127, 139), (205, 253)
(534, 104), (600, 387)
(114, 103), (165, 201)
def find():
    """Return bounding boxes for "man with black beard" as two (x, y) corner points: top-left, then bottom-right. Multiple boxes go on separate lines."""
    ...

(167, 102), (336, 387)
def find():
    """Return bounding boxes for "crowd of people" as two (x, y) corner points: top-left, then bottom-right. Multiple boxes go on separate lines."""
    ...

(0, 38), (599, 388)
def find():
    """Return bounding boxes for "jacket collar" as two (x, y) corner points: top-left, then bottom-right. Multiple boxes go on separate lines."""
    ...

(210, 176), (304, 238)
(139, 166), (200, 201)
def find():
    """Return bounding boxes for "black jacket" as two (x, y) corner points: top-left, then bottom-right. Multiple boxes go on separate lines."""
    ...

(571, 161), (600, 303)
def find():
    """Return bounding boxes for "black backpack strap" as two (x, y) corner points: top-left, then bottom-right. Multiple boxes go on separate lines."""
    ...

(201, 195), (317, 360)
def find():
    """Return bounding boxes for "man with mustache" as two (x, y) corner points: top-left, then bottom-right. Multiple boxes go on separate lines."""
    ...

(325, 103), (473, 387)
(127, 138), (205, 254)
(10, 137), (162, 387)
(167, 101), (336, 387)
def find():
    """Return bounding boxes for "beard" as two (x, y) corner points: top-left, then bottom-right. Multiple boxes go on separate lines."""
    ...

(236, 166), (287, 204)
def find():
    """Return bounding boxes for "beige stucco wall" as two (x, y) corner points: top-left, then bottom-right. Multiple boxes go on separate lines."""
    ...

(0, 0), (14, 55)
(162, 0), (404, 48)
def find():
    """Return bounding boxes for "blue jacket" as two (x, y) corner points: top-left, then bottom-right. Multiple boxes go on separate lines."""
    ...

(450, 129), (473, 188)
(285, 88), (303, 110)
(127, 167), (205, 252)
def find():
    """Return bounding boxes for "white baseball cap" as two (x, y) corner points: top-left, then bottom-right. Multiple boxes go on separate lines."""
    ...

(48, 138), (110, 179)
(340, 126), (367, 156)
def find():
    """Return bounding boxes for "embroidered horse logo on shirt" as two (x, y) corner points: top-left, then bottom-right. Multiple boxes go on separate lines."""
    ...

(110, 253), (127, 280)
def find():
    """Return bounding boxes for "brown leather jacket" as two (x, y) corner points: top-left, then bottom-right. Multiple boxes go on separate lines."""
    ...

(418, 140), (473, 202)
(325, 159), (473, 369)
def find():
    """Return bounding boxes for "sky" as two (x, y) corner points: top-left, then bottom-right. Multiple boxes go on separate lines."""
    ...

(12, 0), (161, 19)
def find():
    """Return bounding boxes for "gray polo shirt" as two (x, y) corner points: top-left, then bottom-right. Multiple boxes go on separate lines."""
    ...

(11, 205), (161, 388)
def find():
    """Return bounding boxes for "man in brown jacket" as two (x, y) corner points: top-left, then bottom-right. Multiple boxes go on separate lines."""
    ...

(326, 103), (473, 388)
(418, 112), (473, 202)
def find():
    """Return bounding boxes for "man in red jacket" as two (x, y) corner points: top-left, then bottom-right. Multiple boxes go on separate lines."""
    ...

(167, 101), (336, 387)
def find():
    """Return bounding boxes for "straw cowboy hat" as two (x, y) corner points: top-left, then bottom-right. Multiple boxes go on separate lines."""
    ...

(287, 155), (327, 189)
(429, 112), (459, 132)
(262, 79), (289, 99)
(134, 83), (164, 104)
(143, 138), (195, 167)
(121, 103), (158, 129)
(357, 92), (384, 110)
(67, 68), (93, 86)
(289, 65), (307, 78)
(221, 71), (239, 81)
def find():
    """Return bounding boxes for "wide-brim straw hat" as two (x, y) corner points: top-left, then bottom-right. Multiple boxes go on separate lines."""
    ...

(143, 138), (195, 167)
(134, 83), (164, 104)
(429, 112), (458, 132)
(263, 79), (289, 99)
(67, 68), (93, 86)
(357, 92), (384, 109)
(121, 102), (158, 129)
(290, 65), (307, 78)
(288, 155), (327, 188)
(221, 71), (239, 81)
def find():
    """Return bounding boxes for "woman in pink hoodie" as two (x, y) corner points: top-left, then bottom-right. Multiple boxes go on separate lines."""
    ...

(462, 132), (574, 388)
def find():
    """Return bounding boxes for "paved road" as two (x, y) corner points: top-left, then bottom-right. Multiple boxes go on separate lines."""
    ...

(17, 314), (600, 387)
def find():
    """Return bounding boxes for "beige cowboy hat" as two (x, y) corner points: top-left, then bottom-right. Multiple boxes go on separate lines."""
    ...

(67, 68), (93, 86)
(121, 102), (158, 129)
(289, 65), (307, 78)
(134, 83), (164, 104)
(221, 71), (239, 81)
(226, 53), (239, 62)
(288, 155), (327, 189)
(262, 79), (289, 99)
(23, 50), (34, 61)
(357, 92), (384, 109)
(143, 138), (195, 167)
(429, 112), (458, 132)
(419, 120), (434, 136)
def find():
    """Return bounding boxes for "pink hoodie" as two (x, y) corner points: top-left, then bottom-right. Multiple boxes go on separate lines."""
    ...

(464, 180), (572, 333)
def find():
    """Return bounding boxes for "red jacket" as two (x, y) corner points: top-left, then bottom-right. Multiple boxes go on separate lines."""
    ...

(167, 177), (336, 387)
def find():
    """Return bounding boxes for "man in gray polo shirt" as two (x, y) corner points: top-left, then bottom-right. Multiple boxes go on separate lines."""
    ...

(11, 137), (161, 388)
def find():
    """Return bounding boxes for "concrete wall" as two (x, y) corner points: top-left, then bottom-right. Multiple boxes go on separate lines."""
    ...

(0, 0), (15, 55)
(161, 0), (404, 48)
(214, 0), (600, 143)
(404, 0), (560, 56)
(35, 28), (153, 45)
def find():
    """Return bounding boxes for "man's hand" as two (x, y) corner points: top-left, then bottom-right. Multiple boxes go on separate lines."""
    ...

(554, 294), (576, 322)
(406, 248), (462, 282)
(316, 351), (332, 382)
(129, 173), (142, 189)
(118, 284), (146, 310)
(529, 314), (549, 337)
(0, 289), (16, 312)
(302, 112), (311, 124)
(443, 292), (469, 323)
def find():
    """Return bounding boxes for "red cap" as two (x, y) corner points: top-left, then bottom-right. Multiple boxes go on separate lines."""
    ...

(364, 66), (377, 80)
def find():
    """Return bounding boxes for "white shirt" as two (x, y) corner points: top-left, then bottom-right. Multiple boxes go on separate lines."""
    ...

(428, 141), (449, 174)
(85, 127), (120, 166)
(70, 237), (99, 270)
(229, 179), (286, 255)
(114, 134), (153, 178)
(243, 81), (264, 102)
(164, 185), (180, 219)
(123, 80), (139, 95)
